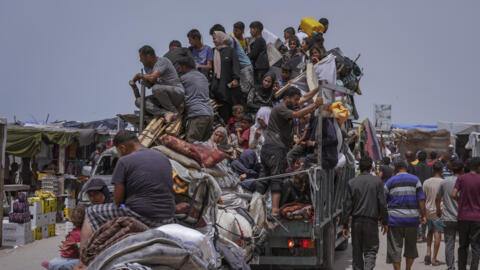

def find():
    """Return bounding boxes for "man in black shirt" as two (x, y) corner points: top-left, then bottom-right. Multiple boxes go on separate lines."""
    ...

(414, 151), (433, 184)
(379, 156), (394, 182)
(342, 155), (389, 270)
(257, 87), (322, 217)
(248, 21), (269, 84)
(79, 131), (175, 252)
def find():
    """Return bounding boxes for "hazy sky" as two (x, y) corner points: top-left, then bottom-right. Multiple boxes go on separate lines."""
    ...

(1, 0), (479, 125)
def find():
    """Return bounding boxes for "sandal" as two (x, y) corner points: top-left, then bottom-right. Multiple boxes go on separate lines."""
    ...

(432, 261), (445, 266)
(424, 255), (431, 265)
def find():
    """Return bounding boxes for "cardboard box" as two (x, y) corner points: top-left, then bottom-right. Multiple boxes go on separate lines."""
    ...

(28, 197), (45, 213)
(29, 201), (42, 216)
(2, 221), (31, 236)
(46, 212), (56, 225)
(33, 227), (42, 240)
(2, 231), (33, 247)
(64, 208), (71, 219)
(31, 213), (43, 228)
(41, 226), (48, 239)
(48, 224), (56, 237)
(45, 198), (57, 213)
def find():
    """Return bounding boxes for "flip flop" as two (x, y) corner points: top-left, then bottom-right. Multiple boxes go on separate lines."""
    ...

(432, 261), (445, 266)
(424, 255), (431, 265)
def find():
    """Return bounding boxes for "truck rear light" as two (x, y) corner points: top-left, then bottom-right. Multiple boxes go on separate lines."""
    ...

(287, 239), (295, 248)
(300, 239), (315, 248)
(287, 239), (314, 249)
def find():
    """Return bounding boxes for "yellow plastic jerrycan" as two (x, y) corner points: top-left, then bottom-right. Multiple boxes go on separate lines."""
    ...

(300, 17), (325, 37)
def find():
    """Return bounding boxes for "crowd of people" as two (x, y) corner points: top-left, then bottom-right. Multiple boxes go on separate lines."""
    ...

(343, 148), (480, 270)
(130, 18), (331, 217)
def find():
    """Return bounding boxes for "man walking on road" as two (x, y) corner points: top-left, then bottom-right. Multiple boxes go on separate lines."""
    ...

(453, 157), (480, 270)
(436, 160), (463, 270)
(342, 155), (389, 270)
(384, 158), (427, 270)
(422, 161), (445, 266)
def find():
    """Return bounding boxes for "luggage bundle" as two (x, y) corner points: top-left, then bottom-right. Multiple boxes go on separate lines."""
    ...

(328, 47), (363, 93)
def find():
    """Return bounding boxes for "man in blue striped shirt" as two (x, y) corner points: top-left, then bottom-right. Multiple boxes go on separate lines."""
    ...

(385, 158), (427, 270)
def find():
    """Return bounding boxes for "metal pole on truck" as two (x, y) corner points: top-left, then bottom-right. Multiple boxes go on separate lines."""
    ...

(139, 69), (145, 133)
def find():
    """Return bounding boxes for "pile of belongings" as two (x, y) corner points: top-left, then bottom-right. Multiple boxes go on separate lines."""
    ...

(81, 135), (265, 269)
(85, 221), (250, 270)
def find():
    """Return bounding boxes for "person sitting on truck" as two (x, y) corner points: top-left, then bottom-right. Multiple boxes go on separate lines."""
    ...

(177, 56), (214, 143)
(231, 21), (247, 52)
(283, 26), (296, 46)
(256, 86), (322, 217)
(132, 45), (185, 124)
(248, 21), (269, 84)
(78, 131), (175, 263)
(341, 155), (389, 270)
(187, 29), (213, 78)
(318, 18), (329, 34)
(84, 178), (112, 205)
(163, 40), (193, 74)
(280, 157), (311, 206)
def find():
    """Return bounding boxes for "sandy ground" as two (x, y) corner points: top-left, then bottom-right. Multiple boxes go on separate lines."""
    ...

(0, 223), (463, 270)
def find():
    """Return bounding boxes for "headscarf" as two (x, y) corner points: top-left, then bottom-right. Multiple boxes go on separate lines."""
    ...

(208, 126), (234, 154)
(253, 71), (277, 105)
(100, 185), (112, 204)
(231, 149), (260, 178)
(255, 106), (271, 130)
(213, 31), (232, 79)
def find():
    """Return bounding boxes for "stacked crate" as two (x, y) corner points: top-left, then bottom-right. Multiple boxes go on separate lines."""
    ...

(2, 221), (34, 247)
(41, 174), (62, 196)
(28, 197), (57, 240)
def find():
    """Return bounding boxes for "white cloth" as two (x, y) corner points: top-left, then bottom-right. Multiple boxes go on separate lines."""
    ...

(291, 54), (337, 103)
(465, 132), (480, 157)
(296, 31), (309, 41)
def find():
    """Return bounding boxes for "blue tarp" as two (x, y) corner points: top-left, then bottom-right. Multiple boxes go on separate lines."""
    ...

(391, 124), (438, 131)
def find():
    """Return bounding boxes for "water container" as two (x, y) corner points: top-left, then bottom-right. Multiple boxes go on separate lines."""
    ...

(300, 17), (325, 37)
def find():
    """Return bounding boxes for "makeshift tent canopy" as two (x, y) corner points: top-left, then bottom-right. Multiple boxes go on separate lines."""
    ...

(437, 121), (480, 135)
(5, 125), (79, 158)
(391, 124), (438, 131)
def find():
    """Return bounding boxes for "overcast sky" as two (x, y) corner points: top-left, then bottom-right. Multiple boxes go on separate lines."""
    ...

(1, 0), (479, 125)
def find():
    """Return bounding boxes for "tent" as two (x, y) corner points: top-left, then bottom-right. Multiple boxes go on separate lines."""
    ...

(438, 121), (480, 160)
(5, 125), (79, 158)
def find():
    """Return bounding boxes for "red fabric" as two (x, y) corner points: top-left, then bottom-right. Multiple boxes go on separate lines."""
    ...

(161, 135), (202, 164)
(227, 117), (237, 134)
(241, 128), (250, 150)
(161, 135), (227, 167)
(193, 143), (228, 167)
(61, 228), (81, 258)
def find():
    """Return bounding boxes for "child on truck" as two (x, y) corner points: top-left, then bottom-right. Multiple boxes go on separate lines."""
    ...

(42, 205), (86, 270)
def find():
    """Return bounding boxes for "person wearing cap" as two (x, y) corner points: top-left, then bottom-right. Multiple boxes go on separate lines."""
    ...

(435, 160), (464, 270)
(84, 178), (112, 205)
(77, 131), (175, 270)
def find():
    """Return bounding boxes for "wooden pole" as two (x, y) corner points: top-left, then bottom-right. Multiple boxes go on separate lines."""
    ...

(58, 146), (65, 195)
(139, 69), (145, 133)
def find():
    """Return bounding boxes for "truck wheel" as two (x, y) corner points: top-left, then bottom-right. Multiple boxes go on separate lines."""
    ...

(321, 222), (335, 270)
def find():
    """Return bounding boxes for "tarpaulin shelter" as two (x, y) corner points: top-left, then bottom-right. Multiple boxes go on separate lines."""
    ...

(391, 124), (438, 131)
(5, 125), (79, 158)
(438, 121), (480, 160)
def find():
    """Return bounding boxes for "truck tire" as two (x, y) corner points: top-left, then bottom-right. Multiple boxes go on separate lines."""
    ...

(321, 222), (335, 270)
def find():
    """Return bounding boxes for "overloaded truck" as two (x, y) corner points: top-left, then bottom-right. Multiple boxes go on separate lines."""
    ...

(251, 82), (356, 270)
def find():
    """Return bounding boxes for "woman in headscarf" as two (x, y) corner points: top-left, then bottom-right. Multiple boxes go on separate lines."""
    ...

(231, 149), (261, 192)
(84, 178), (112, 205)
(246, 71), (278, 113)
(249, 106), (271, 155)
(208, 126), (237, 160)
(210, 31), (242, 124)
